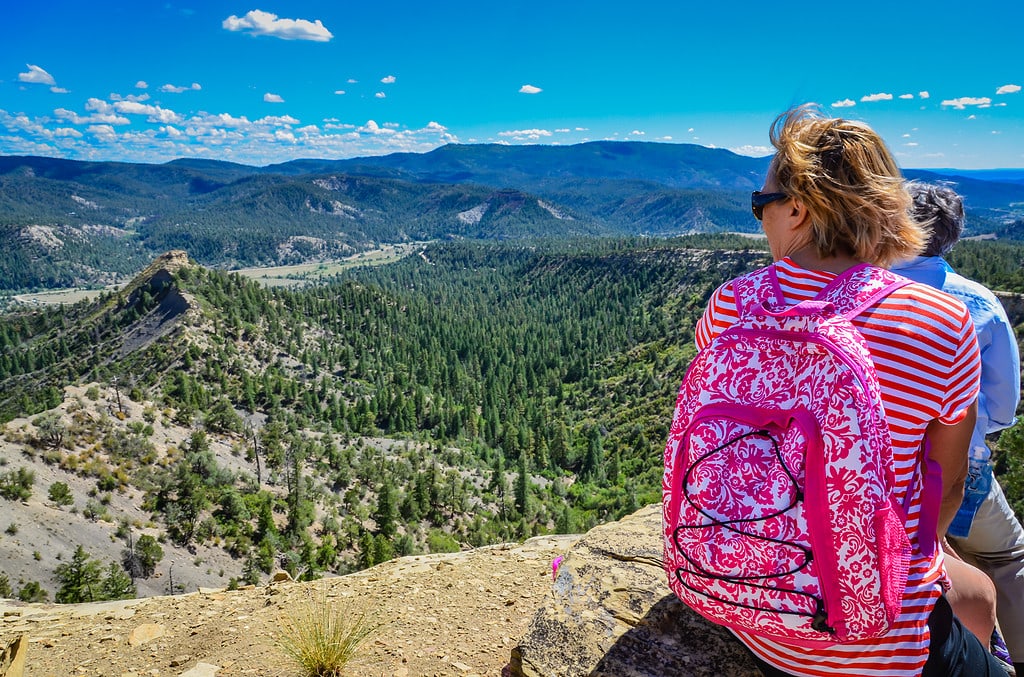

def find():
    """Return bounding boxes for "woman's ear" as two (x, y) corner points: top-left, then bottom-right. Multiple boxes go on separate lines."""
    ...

(789, 198), (810, 228)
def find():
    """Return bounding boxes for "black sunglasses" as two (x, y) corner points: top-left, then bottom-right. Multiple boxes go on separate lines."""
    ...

(751, 191), (788, 221)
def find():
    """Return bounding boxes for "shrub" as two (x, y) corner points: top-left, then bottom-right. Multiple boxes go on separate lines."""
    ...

(426, 528), (460, 554)
(17, 580), (47, 602)
(48, 482), (74, 507)
(0, 467), (34, 501)
(277, 590), (378, 677)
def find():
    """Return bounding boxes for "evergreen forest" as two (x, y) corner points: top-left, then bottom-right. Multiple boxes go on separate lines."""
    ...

(2, 234), (1024, 600)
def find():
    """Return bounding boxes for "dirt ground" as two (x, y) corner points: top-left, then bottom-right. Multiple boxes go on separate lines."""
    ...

(0, 534), (576, 677)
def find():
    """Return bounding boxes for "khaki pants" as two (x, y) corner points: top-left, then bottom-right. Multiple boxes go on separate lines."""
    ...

(948, 479), (1024, 664)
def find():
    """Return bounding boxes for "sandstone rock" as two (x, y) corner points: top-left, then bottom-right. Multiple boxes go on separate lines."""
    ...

(0, 634), (27, 677)
(127, 623), (166, 647)
(510, 504), (761, 677)
(177, 662), (219, 677)
(271, 570), (293, 583)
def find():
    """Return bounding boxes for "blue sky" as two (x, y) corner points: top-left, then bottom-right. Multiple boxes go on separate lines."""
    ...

(1, 1), (1022, 169)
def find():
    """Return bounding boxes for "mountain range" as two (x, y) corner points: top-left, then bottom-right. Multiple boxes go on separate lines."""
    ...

(1, 141), (1023, 291)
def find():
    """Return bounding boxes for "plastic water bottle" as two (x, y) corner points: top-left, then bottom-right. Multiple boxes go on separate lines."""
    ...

(948, 446), (993, 539)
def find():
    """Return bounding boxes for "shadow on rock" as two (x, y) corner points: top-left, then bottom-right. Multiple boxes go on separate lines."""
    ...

(509, 503), (761, 677)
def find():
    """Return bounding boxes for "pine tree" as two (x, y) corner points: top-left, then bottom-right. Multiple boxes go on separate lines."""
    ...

(374, 478), (397, 538)
(515, 453), (530, 516)
(55, 545), (103, 603)
(100, 561), (136, 600)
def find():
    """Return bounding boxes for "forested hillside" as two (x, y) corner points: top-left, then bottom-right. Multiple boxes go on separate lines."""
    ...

(4, 234), (1024, 602)
(0, 236), (770, 598)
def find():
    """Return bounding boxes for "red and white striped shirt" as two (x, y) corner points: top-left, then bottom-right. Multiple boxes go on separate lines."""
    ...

(694, 258), (981, 677)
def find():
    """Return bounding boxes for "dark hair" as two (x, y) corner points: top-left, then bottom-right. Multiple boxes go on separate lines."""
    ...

(906, 182), (964, 257)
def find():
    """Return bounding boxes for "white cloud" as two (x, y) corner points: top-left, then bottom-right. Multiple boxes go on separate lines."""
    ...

(111, 93), (150, 103)
(630, 130), (645, 136)
(264, 93), (284, 103)
(942, 96), (992, 109)
(555, 128), (570, 133)
(257, 115), (299, 125)
(519, 84), (542, 94)
(50, 87), (68, 94)
(380, 75), (396, 84)
(905, 142), (919, 147)
(113, 100), (183, 124)
(0, 99), (460, 164)
(419, 121), (456, 143)
(359, 120), (394, 135)
(223, 10), (333, 42)
(18, 64), (55, 86)
(860, 92), (893, 102)
(831, 99), (856, 108)
(55, 105), (130, 126)
(919, 91), (930, 99)
(498, 128), (553, 140)
(899, 93), (914, 99)
(997, 84), (1021, 95)
(688, 127), (694, 133)
(87, 124), (118, 141)
(334, 90), (346, 95)
(968, 114), (977, 120)
(902, 133), (911, 138)
(135, 81), (148, 89)
(730, 144), (773, 157)
(375, 92), (386, 98)
(659, 135), (673, 141)
(347, 78), (358, 84)
(85, 98), (114, 113)
(160, 82), (201, 94)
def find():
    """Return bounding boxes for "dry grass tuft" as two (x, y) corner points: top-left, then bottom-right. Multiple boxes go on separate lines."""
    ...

(277, 588), (379, 677)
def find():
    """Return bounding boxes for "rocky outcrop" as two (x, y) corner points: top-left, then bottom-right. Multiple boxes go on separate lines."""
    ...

(0, 506), (766, 676)
(510, 504), (760, 677)
(0, 536), (577, 677)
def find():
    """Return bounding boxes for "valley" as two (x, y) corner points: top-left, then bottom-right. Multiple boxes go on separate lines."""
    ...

(1, 142), (1023, 617)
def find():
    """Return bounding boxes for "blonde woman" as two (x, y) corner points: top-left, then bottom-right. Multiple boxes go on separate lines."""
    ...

(692, 105), (1003, 676)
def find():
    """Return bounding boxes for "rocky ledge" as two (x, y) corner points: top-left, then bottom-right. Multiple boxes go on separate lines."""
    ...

(1, 505), (759, 677)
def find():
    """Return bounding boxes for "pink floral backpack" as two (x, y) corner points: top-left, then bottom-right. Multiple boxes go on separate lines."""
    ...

(662, 263), (924, 646)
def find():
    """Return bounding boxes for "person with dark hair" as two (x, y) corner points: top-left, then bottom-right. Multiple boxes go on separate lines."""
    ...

(895, 182), (1024, 674)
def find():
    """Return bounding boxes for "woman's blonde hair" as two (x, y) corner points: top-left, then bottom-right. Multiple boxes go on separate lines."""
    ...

(769, 104), (926, 267)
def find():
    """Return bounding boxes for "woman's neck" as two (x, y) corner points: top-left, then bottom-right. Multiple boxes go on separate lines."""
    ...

(786, 245), (862, 274)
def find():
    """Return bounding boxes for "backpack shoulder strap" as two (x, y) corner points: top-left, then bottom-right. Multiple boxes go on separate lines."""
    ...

(732, 265), (786, 319)
(815, 263), (913, 319)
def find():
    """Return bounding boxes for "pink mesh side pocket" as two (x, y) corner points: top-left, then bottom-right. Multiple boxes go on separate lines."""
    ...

(874, 504), (911, 623)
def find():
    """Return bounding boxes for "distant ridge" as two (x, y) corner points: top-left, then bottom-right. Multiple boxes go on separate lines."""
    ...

(1, 141), (1023, 291)
(265, 140), (772, 192)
